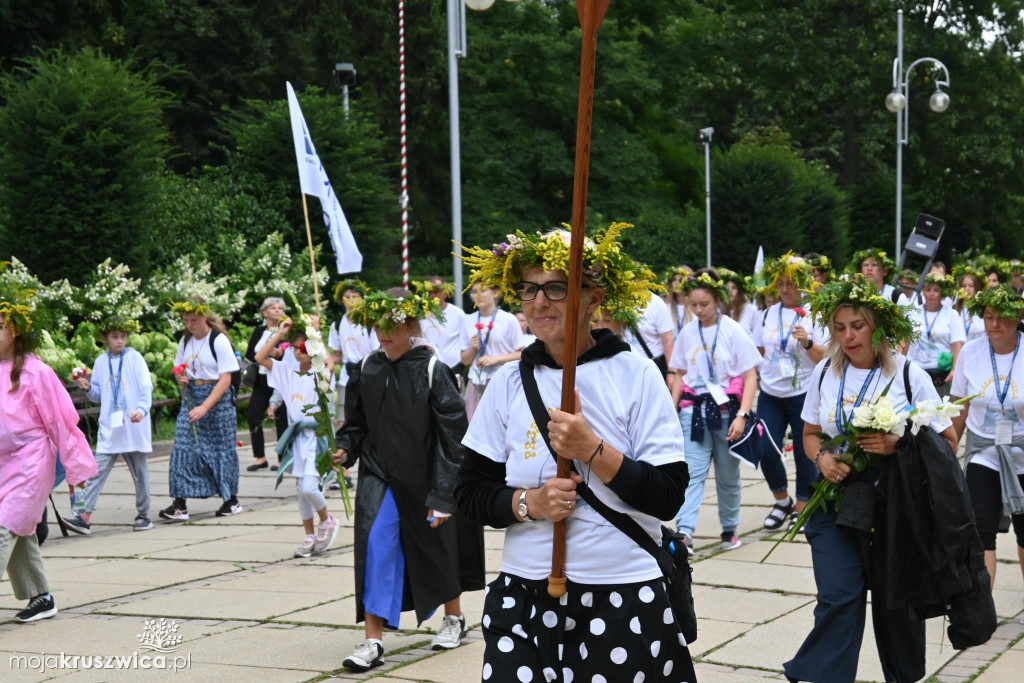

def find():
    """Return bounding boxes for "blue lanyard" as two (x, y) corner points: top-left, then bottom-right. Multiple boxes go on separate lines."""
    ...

(697, 314), (721, 383)
(477, 309), (498, 357)
(107, 350), (125, 411)
(962, 308), (974, 336)
(835, 361), (879, 435)
(990, 335), (1021, 410)
(922, 305), (940, 340)
(778, 305), (801, 353)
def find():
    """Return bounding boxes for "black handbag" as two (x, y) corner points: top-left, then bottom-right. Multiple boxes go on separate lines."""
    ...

(518, 361), (698, 643)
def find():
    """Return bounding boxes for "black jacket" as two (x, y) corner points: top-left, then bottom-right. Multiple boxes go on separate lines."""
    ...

(838, 426), (996, 650)
(337, 345), (485, 625)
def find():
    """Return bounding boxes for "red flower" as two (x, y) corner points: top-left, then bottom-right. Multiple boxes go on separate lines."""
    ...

(297, 341), (307, 355)
(488, 321), (494, 330)
(172, 363), (188, 376)
(474, 322), (485, 331)
(794, 307), (808, 317)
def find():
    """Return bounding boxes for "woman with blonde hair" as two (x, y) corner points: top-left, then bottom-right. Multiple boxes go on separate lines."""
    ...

(160, 297), (241, 522)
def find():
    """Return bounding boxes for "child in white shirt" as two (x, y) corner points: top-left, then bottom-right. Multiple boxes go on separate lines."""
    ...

(68, 319), (153, 533)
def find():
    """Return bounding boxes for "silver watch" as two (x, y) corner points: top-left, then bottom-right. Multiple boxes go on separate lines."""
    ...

(517, 489), (533, 522)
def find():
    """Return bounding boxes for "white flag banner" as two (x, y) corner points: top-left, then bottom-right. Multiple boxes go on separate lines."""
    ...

(286, 81), (362, 274)
(753, 246), (765, 284)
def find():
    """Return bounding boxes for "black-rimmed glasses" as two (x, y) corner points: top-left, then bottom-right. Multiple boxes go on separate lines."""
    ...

(514, 281), (590, 302)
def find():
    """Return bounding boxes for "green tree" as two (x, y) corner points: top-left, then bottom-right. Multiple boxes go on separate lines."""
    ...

(0, 48), (170, 282)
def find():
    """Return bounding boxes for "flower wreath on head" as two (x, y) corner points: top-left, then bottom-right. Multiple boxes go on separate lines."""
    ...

(410, 279), (456, 300)
(168, 300), (211, 317)
(1009, 260), (1024, 275)
(759, 251), (817, 296)
(663, 265), (693, 290)
(0, 261), (35, 337)
(347, 290), (445, 335)
(98, 315), (142, 336)
(846, 247), (896, 276)
(923, 273), (956, 298)
(951, 263), (985, 288)
(594, 305), (640, 328)
(715, 267), (752, 296)
(679, 272), (731, 302)
(805, 275), (918, 348)
(964, 284), (1024, 320)
(455, 222), (662, 323)
(805, 253), (833, 276)
(332, 279), (369, 305)
(973, 255), (1012, 284)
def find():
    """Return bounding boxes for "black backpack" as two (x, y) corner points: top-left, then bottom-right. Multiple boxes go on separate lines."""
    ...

(208, 329), (242, 400)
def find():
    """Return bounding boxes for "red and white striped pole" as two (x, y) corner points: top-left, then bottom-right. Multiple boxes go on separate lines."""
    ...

(399, 0), (410, 289)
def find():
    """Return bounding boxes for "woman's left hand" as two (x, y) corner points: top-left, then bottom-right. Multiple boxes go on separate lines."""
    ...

(791, 326), (809, 344)
(727, 415), (747, 441)
(188, 405), (209, 423)
(855, 431), (900, 455)
(476, 355), (498, 368)
(129, 411), (145, 423)
(426, 510), (448, 528)
(549, 391), (599, 461)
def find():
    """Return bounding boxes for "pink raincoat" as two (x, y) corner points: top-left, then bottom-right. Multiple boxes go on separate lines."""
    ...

(0, 355), (97, 536)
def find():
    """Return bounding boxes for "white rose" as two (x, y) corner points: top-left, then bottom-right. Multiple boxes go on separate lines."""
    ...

(305, 338), (326, 358)
(872, 404), (901, 433)
(851, 404), (875, 429)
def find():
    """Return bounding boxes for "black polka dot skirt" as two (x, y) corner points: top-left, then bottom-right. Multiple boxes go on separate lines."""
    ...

(480, 572), (696, 682)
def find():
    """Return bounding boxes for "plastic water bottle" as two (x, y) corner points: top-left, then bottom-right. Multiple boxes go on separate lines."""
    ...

(70, 491), (86, 516)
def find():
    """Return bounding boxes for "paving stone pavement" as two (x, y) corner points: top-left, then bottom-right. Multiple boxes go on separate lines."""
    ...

(1, 431), (1022, 682)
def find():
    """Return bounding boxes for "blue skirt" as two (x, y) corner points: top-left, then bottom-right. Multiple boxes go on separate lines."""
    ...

(169, 383), (238, 500)
(364, 487), (406, 629)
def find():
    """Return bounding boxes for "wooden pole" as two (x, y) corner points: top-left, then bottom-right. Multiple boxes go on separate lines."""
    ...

(301, 193), (323, 318)
(548, 0), (611, 599)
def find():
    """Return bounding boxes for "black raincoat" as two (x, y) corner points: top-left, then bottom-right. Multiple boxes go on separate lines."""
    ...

(337, 345), (485, 625)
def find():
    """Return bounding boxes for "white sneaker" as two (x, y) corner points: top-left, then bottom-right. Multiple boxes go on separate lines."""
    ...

(313, 516), (339, 554)
(431, 614), (467, 650)
(343, 640), (384, 672)
(294, 535), (316, 559)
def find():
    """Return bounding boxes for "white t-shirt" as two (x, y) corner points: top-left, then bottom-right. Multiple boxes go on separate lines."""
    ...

(267, 359), (320, 478)
(801, 354), (951, 438)
(461, 308), (524, 385)
(728, 302), (758, 339)
(751, 304), (831, 398)
(958, 307), (985, 343)
(328, 317), (379, 364)
(175, 331), (239, 381)
(669, 314), (761, 398)
(880, 283), (896, 300)
(86, 348), (153, 454)
(419, 304), (467, 367)
(907, 303), (966, 370)
(633, 292), (674, 358)
(462, 352), (684, 584)
(951, 334), (1024, 474)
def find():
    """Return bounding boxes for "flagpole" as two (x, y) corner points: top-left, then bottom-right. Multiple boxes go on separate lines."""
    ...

(301, 193), (323, 317)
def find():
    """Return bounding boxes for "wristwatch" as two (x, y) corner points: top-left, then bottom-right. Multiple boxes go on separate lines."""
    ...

(736, 410), (749, 419)
(517, 489), (533, 522)
(803, 338), (814, 350)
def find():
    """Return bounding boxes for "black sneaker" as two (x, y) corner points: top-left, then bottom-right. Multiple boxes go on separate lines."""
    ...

(133, 515), (154, 531)
(343, 640), (384, 672)
(159, 502), (189, 522)
(15, 594), (57, 623)
(215, 499), (243, 516)
(62, 514), (92, 535)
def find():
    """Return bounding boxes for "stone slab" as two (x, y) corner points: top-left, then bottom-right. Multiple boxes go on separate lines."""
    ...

(0, 581), (161, 611)
(102, 586), (332, 621)
(213, 565), (353, 595)
(974, 649), (1024, 683)
(691, 504), (775, 541)
(687, 618), (752, 658)
(384, 640), (485, 682)
(45, 559), (241, 587)
(715, 539), (814, 568)
(690, 558), (816, 594)
(692, 585), (812, 624)
(145, 540), (300, 563)
(226, 525), (354, 547)
(40, 537), (195, 560)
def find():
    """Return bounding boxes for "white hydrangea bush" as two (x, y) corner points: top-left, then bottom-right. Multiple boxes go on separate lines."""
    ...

(147, 255), (248, 332)
(77, 258), (153, 323)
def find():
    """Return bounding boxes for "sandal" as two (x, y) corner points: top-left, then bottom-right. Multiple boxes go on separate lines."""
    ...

(763, 498), (795, 530)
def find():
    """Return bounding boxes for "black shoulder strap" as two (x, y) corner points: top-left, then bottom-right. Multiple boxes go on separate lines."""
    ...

(890, 287), (901, 304)
(517, 361), (668, 571)
(762, 307), (770, 325)
(208, 329), (220, 362)
(817, 358), (832, 392)
(629, 325), (655, 359)
(903, 356), (913, 405)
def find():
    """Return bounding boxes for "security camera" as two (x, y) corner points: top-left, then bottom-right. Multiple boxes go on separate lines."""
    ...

(699, 127), (714, 142)
(334, 63), (357, 87)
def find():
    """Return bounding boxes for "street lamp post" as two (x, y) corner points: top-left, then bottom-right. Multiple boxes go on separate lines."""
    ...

(447, 0), (466, 299)
(885, 8), (950, 257)
(333, 62), (356, 117)
(700, 127), (714, 268)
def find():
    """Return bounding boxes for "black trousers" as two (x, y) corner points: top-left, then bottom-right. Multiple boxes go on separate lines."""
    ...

(246, 373), (289, 461)
(966, 463), (1024, 550)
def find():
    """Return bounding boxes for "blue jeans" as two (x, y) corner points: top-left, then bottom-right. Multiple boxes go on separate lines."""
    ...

(758, 391), (818, 502)
(783, 507), (925, 683)
(675, 410), (741, 536)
